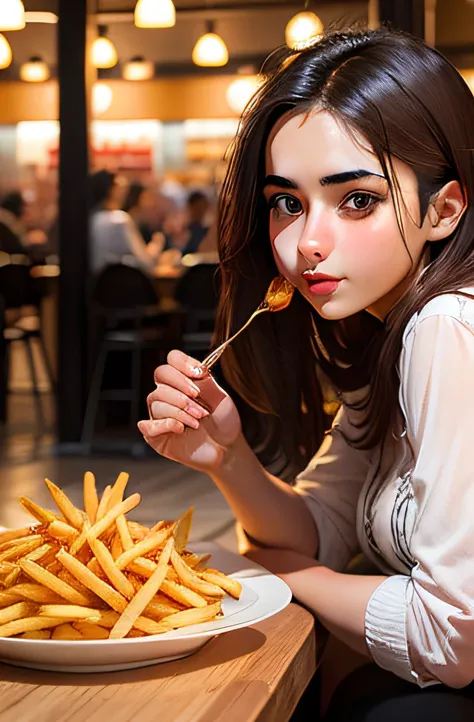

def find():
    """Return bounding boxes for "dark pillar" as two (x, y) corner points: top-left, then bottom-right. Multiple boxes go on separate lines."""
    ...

(57, 0), (90, 446)
(378, 0), (425, 38)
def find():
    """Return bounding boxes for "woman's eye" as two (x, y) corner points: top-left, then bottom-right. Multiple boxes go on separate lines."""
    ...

(271, 195), (303, 216)
(341, 192), (380, 213)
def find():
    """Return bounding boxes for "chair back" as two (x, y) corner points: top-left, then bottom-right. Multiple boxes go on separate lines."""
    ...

(90, 264), (159, 324)
(174, 263), (220, 354)
(0, 263), (33, 310)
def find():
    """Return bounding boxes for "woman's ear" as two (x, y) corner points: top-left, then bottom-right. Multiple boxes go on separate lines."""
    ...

(427, 180), (466, 242)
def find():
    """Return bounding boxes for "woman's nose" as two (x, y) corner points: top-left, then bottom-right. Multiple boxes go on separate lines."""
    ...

(297, 233), (333, 266)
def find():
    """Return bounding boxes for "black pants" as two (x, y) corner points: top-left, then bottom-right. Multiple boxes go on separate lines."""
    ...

(324, 664), (474, 722)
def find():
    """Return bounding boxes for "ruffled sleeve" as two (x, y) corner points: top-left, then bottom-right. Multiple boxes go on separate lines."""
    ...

(365, 309), (474, 688)
(293, 399), (373, 572)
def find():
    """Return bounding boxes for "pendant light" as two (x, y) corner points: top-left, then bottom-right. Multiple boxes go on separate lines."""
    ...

(92, 82), (113, 116)
(123, 56), (154, 81)
(0, 34), (12, 69)
(226, 68), (262, 115)
(134, 0), (176, 28)
(92, 26), (118, 69)
(285, 11), (323, 50)
(192, 20), (228, 67)
(20, 56), (50, 83)
(0, 0), (25, 31)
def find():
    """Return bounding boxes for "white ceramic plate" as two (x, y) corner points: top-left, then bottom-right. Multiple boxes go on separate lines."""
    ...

(0, 542), (292, 673)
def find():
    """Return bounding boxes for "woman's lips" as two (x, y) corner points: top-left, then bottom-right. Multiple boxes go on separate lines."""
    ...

(303, 274), (341, 296)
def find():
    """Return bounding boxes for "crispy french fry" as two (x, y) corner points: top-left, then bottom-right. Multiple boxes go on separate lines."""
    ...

(126, 628), (146, 638)
(0, 589), (23, 608)
(52, 623), (84, 641)
(88, 536), (135, 599)
(2, 566), (21, 587)
(69, 520), (91, 556)
(0, 527), (32, 546)
(20, 559), (91, 606)
(160, 579), (208, 609)
(96, 486), (112, 522)
(116, 515), (133, 551)
(20, 543), (52, 564)
(173, 507), (193, 552)
(57, 549), (128, 613)
(115, 526), (173, 571)
(200, 570), (242, 600)
(0, 602), (34, 626)
(39, 605), (103, 622)
(109, 472), (129, 508)
(56, 568), (99, 603)
(20, 497), (57, 524)
(8, 583), (64, 605)
(0, 536), (43, 564)
(110, 533), (123, 561)
(44, 479), (84, 530)
(88, 494), (141, 540)
(185, 552), (212, 570)
(171, 549), (224, 598)
(147, 520), (166, 536)
(20, 629), (51, 639)
(0, 616), (65, 638)
(109, 538), (174, 640)
(148, 602), (222, 634)
(47, 520), (79, 545)
(83, 472), (99, 525)
(73, 621), (109, 639)
(128, 557), (157, 578)
(127, 522), (148, 542)
(95, 609), (120, 628)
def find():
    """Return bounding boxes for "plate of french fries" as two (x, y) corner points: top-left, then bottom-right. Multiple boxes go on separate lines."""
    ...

(0, 472), (291, 672)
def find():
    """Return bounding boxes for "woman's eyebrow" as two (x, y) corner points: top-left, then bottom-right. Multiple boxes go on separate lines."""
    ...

(263, 175), (299, 190)
(320, 169), (386, 186)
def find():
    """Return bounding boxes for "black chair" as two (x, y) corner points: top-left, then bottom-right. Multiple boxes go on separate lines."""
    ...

(174, 262), (220, 358)
(81, 264), (179, 452)
(0, 262), (55, 422)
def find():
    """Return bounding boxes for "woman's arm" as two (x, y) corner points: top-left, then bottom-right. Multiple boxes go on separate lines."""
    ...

(210, 433), (320, 557)
(245, 548), (385, 657)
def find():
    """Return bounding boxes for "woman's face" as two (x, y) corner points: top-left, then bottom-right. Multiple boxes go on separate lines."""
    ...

(264, 110), (434, 320)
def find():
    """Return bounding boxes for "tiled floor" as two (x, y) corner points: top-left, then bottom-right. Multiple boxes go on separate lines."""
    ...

(0, 386), (238, 551)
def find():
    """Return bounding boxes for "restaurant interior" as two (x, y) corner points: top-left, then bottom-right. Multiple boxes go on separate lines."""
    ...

(0, 0), (473, 716)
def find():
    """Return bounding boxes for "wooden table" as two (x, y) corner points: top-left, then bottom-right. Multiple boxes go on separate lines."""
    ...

(0, 604), (316, 722)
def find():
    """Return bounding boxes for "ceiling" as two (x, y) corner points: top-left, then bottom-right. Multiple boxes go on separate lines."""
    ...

(3, 1), (368, 69)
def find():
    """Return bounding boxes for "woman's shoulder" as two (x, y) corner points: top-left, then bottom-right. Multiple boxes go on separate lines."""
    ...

(403, 287), (474, 343)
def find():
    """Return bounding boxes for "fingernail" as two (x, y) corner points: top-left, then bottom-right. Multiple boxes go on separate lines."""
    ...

(188, 383), (201, 398)
(190, 366), (206, 378)
(186, 404), (209, 420)
(150, 402), (159, 418)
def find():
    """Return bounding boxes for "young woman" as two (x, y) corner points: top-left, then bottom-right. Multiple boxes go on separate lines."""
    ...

(139, 28), (474, 720)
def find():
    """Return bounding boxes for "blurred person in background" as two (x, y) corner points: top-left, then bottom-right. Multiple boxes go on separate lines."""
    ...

(122, 181), (157, 245)
(0, 191), (27, 256)
(162, 190), (213, 258)
(89, 170), (164, 274)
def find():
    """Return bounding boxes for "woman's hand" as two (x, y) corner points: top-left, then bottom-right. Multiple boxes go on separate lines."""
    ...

(138, 350), (242, 473)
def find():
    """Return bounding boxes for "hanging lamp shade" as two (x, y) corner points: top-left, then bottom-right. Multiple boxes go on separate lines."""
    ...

(123, 56), (154, 80)
(134, 0), (176, 28)
(285, 11), (323, 50)
(0, 0), (25, 31)
(92, 83), (113, 115)
(92, 26), (118, 69)
(0, 34), (12, 69)
(192, 20), (228, 67)
(20, 56), (50, 82)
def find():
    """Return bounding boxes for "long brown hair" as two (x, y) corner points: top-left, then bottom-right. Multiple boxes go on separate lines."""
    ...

(215, 27), (474, 479)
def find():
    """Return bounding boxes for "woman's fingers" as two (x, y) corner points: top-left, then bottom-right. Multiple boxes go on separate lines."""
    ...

(147, 385), (209, 421)
(148, 400), (202, 430)
(166, 349), (205, 379)
(138, 418), (185, 438)
(154, 364), (203, 399)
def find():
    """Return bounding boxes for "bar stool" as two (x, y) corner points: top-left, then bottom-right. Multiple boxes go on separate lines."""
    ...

(81, 264), (180, 454)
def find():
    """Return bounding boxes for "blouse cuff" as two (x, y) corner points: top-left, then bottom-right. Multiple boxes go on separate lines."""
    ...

(365, 575), (415, 684)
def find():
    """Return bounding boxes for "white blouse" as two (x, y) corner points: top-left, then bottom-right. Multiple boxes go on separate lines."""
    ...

(294, 290), (474, 689)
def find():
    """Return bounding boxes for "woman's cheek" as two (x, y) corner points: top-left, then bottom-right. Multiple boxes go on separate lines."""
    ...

(270, 216), (304, 282)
